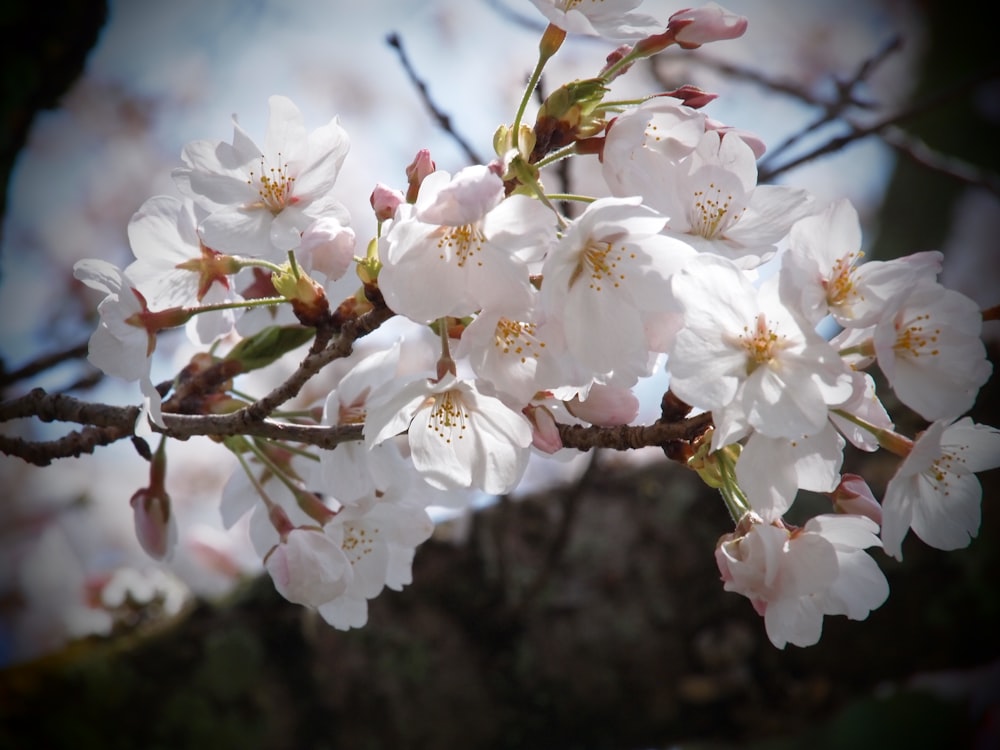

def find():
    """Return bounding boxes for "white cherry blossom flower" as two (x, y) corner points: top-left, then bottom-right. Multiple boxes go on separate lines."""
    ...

(378, 166), (554, 322)
(608, 129), (813, 268)
(365, 372), (533, 495)
(174, 95), (350, 260)
(527, 0), (664, 41)
(881, 417), (1000, 559)
(716, 513), (888, 648)
(669, 255), (853, 447)
(540, 196), (696, 385)
(125, 195), (242, 345)
(264, 525), (352, 608)
(780, 198), (943, 328)
(602, 96), (707, 196)
(873, 279), (992, 421)
(72, 259), (172, 432)
(318, 492), (434, 630)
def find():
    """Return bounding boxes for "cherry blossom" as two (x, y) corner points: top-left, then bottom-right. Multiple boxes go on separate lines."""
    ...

(873, 279), (992, 421)
(667, 3), (749, 48)
(72, 259), (180, 432)
(174, 95), (350, 261)
(606, 128), (813, 268)
(540, 196), (696, 385)
(126, 195), (242, 344)
(317, 492), (434, 630)
(669, 255), (853, 447)
(881, 417), (1000, 559)
(716, 513), (888, 648)
(780, 198), (942, 328)
(365, 372), (533, 495)
(378, 166), (555, 322)
(527, 0), (665, 41)
(264, 524), (352, 608)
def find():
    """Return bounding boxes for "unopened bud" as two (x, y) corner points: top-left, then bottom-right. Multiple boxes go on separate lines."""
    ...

(298, 218), (356, 281)
(566, 384), (639, 426)
(405, 149), (436, 203)
(370, 183), (404, 222)
(271, 263), (330, 327)
(828, 474), (883, 526)
(130, 486), (177, 561)
(660, 85), (718, 109)
(531, 78), (609, 162)
(667, 3), (748, 49)
(524, 404), (562, 454)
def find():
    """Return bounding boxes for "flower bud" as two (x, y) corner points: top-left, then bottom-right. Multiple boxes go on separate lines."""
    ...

(531, 78), (609, 162)
(370, 183), (404, 223)
(298, 217), (356, 282)
(130, 486), (177, 561)
(405, 149), (436, 203)
(660, 85), (718, 109)
(271, 263), (330, 327)
(566, 384), (639, 427)
(828, 474), (883, 526)
(524, 404), (562, 454)
(667, 3), (748, 49)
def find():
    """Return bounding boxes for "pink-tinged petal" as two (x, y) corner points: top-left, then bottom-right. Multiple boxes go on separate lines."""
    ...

(821, 550), (888, 619)
(804, 514), (881, 550)
(765, 595), (824, 649)
(416, 166), (503, 226)
(908, 471), (982, 551)
(318, 594), (369, 630)
(199, 206), (275, 258)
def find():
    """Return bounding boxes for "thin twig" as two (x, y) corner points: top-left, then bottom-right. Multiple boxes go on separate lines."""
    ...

(0, 341), (90, 390)
(760, 64), (1000, 182)
(386, 32), (485, 165)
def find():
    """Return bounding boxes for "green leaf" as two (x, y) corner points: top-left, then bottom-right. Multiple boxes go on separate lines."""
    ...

(223, 325), (315, 372)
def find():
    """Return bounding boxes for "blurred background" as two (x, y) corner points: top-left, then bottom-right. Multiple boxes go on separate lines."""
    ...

(1, 1), (999, 748)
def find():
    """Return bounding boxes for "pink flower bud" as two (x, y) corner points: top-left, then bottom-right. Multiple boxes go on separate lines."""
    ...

(130, 486), (177, 561)
(264, 527), (351, 607)
(660, 85), (718, 109)
(405, 148), (436, 203)
(524, 404), (563, 454)
(297, 217), (356, 282)
(370, 183), (404, 223)
(565, 384), (639, 427)
(828, 474), (883, 526)
(668, 3), (748, 49)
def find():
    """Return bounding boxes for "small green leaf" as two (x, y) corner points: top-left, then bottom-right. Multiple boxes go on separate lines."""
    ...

(224, 325), (315, 372)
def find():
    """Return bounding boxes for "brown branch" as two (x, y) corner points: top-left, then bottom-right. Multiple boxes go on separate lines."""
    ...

(556, 411), (713, 452)
(0, 424), (132, 466)
(880, 125), (1000, 197)
(759, 64), (1000, 182)
(0, 340), (91, 390)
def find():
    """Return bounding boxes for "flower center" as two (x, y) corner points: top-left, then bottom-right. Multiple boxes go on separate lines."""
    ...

(436, 223), (486, 268)
(247, 153), (296, 213)
(494, 318), (545, 364)
(569, 239), (631, 292)
(426, 390), (470, 443)
(893, 311), (941, 359)
(823, 251), (864, 308)
(689, 181), (743, 239)
(739, 312), (784, 373)
(342, 523), (377, 565)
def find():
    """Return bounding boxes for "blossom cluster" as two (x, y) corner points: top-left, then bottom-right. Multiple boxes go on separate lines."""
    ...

(69, 1), (999, 646)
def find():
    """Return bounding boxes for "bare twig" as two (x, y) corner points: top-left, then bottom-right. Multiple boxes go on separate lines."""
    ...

(881, 125), (1000, 197)
(0, 340), (91, 391)
(386, 32), (485, 165)
(760, 64), (1000, 182)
